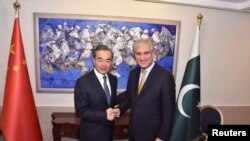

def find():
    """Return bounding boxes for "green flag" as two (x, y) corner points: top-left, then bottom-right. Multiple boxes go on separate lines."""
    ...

(171, 25), (200, 141)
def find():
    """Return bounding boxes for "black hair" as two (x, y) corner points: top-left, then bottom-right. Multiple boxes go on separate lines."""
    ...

(92, 44), (113, 59)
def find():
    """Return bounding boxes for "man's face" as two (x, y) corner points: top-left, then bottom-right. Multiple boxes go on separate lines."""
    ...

(94, 50), (113, 75)
(134, 42), (154, 69)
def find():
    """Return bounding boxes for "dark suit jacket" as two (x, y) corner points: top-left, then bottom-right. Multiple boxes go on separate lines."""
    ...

(119, 63), (176, 141)
(74, 70), (117, 141)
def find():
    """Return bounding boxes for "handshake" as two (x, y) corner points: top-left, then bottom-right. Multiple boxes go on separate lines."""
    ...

(106, 107), (120, 121)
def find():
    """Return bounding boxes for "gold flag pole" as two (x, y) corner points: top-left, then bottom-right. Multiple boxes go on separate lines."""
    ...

(197, 13), (203, 29)
(13, 0), (20, 17)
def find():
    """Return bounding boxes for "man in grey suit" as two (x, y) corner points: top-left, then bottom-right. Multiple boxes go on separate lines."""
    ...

(74, 45), (117, 141)
(116, 39), (176, 141)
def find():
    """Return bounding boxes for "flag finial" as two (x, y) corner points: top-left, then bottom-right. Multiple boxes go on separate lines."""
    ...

(13, 0), (20, 17)
(197, 13), (203, 29)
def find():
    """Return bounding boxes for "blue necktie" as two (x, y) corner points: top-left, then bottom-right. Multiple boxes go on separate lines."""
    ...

(103, 76), (111, 105)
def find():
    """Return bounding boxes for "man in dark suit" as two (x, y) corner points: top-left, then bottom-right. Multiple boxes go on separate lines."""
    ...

(74, 45), (117, 141)
(117, 39), (176, 141)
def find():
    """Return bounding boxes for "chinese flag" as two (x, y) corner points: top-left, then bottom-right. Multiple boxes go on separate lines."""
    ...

(1, 14), (43, 141)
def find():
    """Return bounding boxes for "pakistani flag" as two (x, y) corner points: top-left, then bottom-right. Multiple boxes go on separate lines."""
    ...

(171, 25), (200, 141)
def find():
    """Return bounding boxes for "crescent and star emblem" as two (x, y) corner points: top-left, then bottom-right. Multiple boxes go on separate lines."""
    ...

(177, 84), (200, 118)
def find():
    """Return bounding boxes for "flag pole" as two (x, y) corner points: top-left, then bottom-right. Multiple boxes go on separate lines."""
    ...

(2, 0), (43, 140)
(171, 13), (202, 141)
(197, 13), (203, 29)
(13, 0), (20, 17)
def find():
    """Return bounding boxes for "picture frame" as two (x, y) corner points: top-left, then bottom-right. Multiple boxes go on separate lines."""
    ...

(33, 13), (181, 93)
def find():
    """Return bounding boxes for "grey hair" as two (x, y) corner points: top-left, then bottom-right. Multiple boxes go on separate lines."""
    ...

(133, 38), (154, 53)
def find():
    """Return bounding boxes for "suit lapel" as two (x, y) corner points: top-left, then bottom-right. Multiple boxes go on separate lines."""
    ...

(139, 64), (158, 94)
(90, 70), (109, 105)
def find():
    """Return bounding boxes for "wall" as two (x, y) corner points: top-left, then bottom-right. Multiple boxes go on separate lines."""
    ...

(1, 0), (250, 140)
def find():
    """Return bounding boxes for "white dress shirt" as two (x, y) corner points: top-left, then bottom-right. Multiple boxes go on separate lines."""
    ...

(94, 69), (111, 96)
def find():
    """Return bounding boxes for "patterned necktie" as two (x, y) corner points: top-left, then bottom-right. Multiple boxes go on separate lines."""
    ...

(138, 69), (146, 94)
(103, 76), (111, 104)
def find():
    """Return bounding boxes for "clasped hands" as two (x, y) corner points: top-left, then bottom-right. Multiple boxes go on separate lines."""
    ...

(106, 107), (120, 121)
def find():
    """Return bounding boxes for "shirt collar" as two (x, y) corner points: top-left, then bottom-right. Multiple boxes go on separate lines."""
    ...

(143, 61), (155, 73)
(94, 69), (107, 79)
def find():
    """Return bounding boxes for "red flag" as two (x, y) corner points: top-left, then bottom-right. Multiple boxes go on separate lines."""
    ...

(2, 15), (43, 141)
